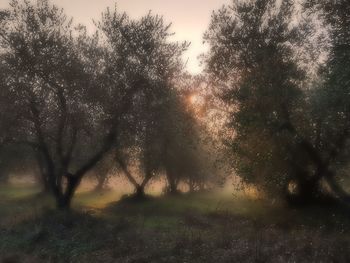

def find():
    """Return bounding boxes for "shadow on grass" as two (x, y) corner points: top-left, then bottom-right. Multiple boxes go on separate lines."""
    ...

(105, 192), (214, 218)
(0, 208), (136, 262)
(2, 188), (350, 262)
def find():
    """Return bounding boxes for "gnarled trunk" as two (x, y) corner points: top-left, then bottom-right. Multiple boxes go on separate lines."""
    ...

(55, 173), (81, 210)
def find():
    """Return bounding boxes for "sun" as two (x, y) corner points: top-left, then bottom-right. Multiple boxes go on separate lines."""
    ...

(189, 94), (200, 105)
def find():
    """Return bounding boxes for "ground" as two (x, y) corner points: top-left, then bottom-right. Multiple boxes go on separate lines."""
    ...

(1, 184), (350, 263)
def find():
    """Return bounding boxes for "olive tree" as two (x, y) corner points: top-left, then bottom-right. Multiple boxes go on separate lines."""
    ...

(0, 0), (123, 209)
(97, 8), (189, 197)
(204, 0), (335, 203)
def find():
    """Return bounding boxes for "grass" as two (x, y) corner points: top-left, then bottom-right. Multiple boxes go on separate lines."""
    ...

(0, 184), (39, 199)
(1, 183), (350, 262)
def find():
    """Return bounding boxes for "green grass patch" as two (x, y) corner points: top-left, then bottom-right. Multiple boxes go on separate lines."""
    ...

(0, 183), (40, 200)
(1, 184), (350, 262)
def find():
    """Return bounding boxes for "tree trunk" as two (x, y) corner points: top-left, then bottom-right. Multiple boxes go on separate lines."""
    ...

(167, 176), (179, 194)
(165, 166), (179, 194)
(54, 173), (81, 210)
(325, 173), (350, 203)
(135, 185), (145, 198)
(94, 175), (108, 191)
(133, 174), (153, 199)
(56, 195), (72, 210)
(297, 180), (319, 204)
(285, 169), (320, 206)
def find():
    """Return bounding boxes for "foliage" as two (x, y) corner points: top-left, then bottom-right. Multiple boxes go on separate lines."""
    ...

(204, 0), (350, 204)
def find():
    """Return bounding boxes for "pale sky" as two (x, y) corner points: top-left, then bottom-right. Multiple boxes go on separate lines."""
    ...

(0, 0), (229, 74)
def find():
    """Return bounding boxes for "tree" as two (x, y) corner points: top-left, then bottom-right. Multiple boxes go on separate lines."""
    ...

(92, 152), (116, 191)
(301, 0), (350, 203)
(0, 51), (27, 184)
(0, 0), (119, 209)
(176, 74), (230, 192)
(203, 0), (347, 204)
(97, 8), (189, 197)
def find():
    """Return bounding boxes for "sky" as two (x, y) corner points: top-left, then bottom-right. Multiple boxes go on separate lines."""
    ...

(0, 0), (229, 74)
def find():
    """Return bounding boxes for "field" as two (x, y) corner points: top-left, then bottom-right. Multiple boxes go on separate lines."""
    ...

(1, 184), (350, 263)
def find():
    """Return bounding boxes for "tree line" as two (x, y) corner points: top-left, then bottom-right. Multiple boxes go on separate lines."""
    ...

(0, 0), (223, 209)
(0, 0), (349, 209)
